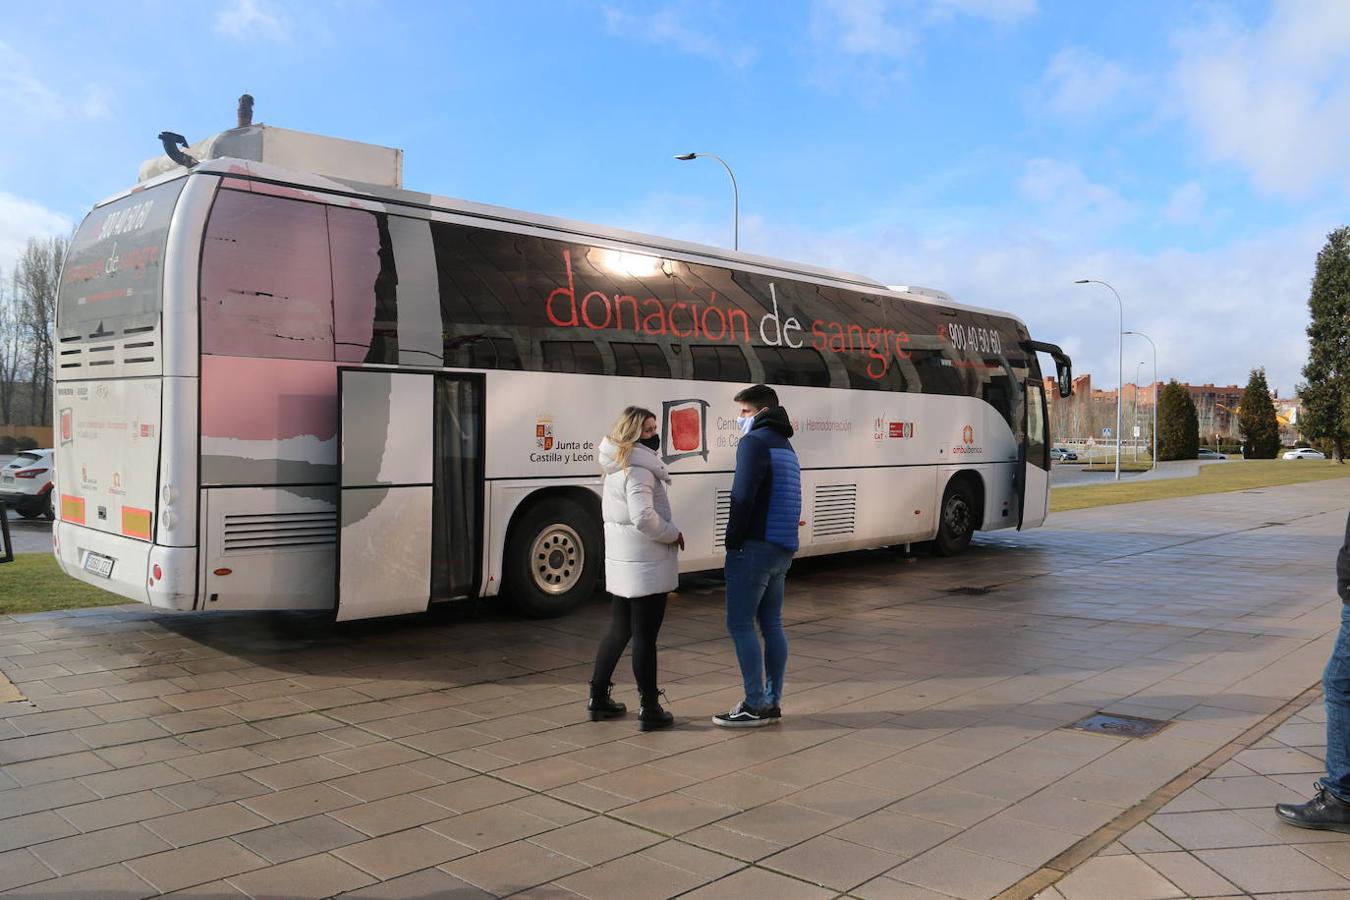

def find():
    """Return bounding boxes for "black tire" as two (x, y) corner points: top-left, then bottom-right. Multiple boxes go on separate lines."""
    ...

(503, 496), (601, 618)
(44, 494), (55, 520)
(934, 478), (976, 557)
(15, 508), (42, 520)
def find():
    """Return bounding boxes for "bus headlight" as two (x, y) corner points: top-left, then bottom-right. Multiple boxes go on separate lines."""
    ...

(162, 485), (176, 505)
(160, 509), (175, 530)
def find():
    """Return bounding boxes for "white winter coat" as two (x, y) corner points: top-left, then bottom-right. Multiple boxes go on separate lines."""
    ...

(597, 437), (680, 598)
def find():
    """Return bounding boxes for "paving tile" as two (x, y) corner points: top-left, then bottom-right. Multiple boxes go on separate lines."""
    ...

(1195, 845), (1350, 893)
(717, 801), (848, 845)
(643, 839), (744, 881)
(142, 801), (270, 847)
(0, 849), (53, 893)
(322, 741), (425, 772)
(95, 735), (197, 768)
(949, 816), (1081, 867)
(29, 822), (172, 875)
(556, 851), (714, 899)
(889, 786), (1011, 827)
(529, 815), (664, 864)
(415, 774), (530, 813)
(245, 756), (355, 790)
(0, 861), (157, 898)
(611, 792), (738, 835)
(761, 833), (898, 891)
(56, 789), (182, 832)
(887, 844), (1035, 900)
(167, 747), (273, 780)
(328, 763), (443, 801)
(335, 866), (494, 899)
(250, 732), (349, 763)
(0, 731), (90, 764)
(0, 811), (77, 853)
(1151, 809), (1289, 850)
(126, 837), (268, 893)
(1297, 840), (1350, 879)
(1137, 851), (1242, 897)
(225, 852), (376, 899)
(853, 874), (968, 899)
(328, 793), (450, 836)
(4, 749), (111, 786)
(240, 783), (360, 824)
(160, 877), (249, 897)
(1120, 822), (1183, 854)
(441, 838), (588, 895)
(154, 772), (273, 810)
(232, 814), (368, 864)
(0, 779), (99, 820)
(829, 809), (961, 860)
(680, 865), (835, 899)
(332, 827), (473, 879)
(1056, 854), (1188, 899)
(425, 804), (557, 851)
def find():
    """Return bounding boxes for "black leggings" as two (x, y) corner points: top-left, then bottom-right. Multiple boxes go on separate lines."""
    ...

(591, 593), (668, 696)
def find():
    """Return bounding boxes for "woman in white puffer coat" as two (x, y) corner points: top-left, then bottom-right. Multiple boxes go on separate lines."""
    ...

(588, 406), (683, 731)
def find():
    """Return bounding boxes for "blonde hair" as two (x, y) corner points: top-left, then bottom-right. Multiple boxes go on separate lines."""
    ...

(607, 406), (656, 468)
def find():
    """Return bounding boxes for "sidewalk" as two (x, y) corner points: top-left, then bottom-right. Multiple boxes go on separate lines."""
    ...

(0, 480), (1347, 898)
(1044, 692), (1348, 898)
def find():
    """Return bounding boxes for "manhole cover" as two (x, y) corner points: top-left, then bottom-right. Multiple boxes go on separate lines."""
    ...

(944, 586), (992, 596)
(1066, 712), (1170, 739)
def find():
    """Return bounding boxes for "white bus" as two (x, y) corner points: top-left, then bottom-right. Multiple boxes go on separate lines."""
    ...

(53, 135), (1072, 621)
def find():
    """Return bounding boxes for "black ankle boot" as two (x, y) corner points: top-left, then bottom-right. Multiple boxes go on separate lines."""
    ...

(587, 682), (626, 721)
(1276, 782), (1350, 832)
(638, 691), (674, 732)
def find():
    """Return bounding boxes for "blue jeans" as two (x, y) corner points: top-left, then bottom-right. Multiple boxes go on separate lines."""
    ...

(724, 539), (792, 709)
(1326, 604), (1350, 800)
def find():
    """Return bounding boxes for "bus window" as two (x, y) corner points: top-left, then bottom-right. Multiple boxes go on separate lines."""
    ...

(691, 345), (751, 382)
(200, 191), (333, 360)
(541, 340), (604, 374)
(466, 337), (523, 370)
(754, 346), (830, 387)
(612, 342), (671, 378)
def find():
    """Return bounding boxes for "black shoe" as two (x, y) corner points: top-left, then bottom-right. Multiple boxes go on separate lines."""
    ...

(587, 682), (626, 721)
(638, 691), (675, 732)
(1276, 782), (1350, 832)
(712, 701), (774, 728)
(766, 705), (782, 720)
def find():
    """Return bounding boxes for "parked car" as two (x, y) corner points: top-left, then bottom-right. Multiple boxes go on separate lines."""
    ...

(1196, 448), (1227, 460)
(1282, 447), (1327, 460)
(0, 449), (54, 519)
(1049, 447), (1079, 461)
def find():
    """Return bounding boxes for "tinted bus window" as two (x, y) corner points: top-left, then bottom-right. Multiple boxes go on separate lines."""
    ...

(59, 177), (187, 335)
(754, 346), (830, 387)
(691, 345), (751, 382)
(612, 342), (670, 378)
(201, 191), (333, 360)
(541, 340), (604, 374)
(329, 206), (397, 364)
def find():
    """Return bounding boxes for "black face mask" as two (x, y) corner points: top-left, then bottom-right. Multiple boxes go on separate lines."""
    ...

(638, 434), (660, 452)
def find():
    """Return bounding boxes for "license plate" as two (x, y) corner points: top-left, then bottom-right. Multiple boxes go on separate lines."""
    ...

(83, 552), (115, 578)
(1, 474), (12, 483)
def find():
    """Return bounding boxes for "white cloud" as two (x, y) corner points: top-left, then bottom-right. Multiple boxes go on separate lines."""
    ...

(1163, 182), (1206, 224)
(603, 7), (757, 69)
(1017, 159), (1134, 234)
(1036, 47), (1140, 118)
(925, 0), (1037, 25)
(0, 40), (111, 121)
(1171, 0), (1350, 197)
(216, 0), (293, 43)
(0, 192), (72, 279)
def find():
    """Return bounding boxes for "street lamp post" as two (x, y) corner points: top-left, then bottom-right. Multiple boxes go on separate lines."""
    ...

(674, 152), (739, 251)
(1124, 330), (1158, 471)
(1134, 361), (1145, 462)
(1074, 279), (1124, 481)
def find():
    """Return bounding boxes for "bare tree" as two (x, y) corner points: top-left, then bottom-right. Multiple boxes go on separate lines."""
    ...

(0, 267), (24, 425)
(13, 236), (64, 426)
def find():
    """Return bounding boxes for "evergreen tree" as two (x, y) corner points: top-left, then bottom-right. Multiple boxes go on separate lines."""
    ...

(1157, 380), (1199, 460)
(1300, 226), (1350, 462)
(1239, 368), (1281, 458)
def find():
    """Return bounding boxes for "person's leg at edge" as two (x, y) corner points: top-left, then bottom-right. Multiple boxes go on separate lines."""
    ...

(588, 594), (632, 719)
(758, 548), (790, 713)
(1277, 603), (1350, 829)
(724, 543), (771, 710)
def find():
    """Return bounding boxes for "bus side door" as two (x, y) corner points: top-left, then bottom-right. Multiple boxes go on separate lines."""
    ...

(1018, 378), (1050, 529)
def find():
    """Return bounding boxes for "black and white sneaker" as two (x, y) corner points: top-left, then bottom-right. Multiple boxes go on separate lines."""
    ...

(712, 702), (774, 728)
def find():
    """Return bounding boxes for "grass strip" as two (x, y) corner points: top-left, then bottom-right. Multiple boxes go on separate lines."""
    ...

(1052, 459), (1350, 512)
(0, 553), (127, 615)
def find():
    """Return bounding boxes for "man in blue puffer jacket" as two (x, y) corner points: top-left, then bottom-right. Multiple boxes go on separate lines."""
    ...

(713, 384), (802, 728)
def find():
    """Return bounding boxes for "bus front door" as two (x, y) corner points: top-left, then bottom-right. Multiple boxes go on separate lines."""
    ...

(1018, 378), (1050, 530)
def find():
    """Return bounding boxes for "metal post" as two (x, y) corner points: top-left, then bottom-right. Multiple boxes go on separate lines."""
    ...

(675, 152), (739, 251)
(1075, 280), (1124, 480)
(1125, 331), (1158, 470)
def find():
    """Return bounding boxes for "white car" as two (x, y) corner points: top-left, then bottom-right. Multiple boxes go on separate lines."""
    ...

(1282, 447), (1327, 460)
(0, 449), (55, 519)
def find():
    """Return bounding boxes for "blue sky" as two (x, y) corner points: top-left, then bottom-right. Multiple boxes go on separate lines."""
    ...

(3, 0), (1349, 394)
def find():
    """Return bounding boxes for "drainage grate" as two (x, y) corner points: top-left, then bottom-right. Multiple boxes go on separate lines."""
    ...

(1066, 712), (1170, 739)
(944, 586), (992, 596)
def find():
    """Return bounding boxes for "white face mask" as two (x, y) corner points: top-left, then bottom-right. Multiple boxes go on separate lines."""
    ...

(736, 414), (755, 435)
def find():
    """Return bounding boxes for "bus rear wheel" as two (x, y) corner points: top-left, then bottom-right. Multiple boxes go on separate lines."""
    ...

(504, 496), (601, 618)
(934, 479), (976, 557)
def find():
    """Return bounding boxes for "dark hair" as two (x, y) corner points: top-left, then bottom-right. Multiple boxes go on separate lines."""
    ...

(733, 384), (778, 411)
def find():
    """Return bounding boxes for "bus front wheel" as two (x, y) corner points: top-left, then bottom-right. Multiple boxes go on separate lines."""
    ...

(934, 479), (976, 557)
(504, 496), (601, 618)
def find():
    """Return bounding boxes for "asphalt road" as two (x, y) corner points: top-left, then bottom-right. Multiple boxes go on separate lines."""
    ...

(3, 506), (52, 554)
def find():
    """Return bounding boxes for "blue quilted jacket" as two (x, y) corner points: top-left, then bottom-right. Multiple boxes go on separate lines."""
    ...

(725, 406), (801, 553)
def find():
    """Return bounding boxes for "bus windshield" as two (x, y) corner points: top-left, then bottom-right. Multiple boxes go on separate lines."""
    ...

(57, 177), (186, 334)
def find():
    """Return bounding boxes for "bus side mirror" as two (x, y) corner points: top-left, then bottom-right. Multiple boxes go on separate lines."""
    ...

(1057, 362), (1072, 398)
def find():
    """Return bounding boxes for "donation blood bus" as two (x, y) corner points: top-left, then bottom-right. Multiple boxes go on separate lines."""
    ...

(53, 131), (1072, 621)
